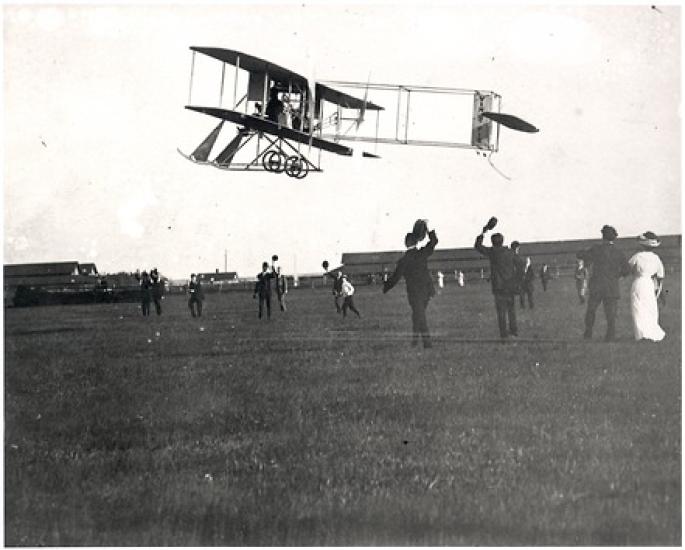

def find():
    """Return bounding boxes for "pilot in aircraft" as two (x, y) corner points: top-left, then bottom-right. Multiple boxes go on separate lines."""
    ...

(265, 87), (284, 124)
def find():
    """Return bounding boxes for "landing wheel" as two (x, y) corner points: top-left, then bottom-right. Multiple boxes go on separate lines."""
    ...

(262, 151), (285, 173)
(285, 155), (309, 179)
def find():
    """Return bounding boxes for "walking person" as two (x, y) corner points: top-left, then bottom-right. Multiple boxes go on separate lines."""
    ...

(383, 220), (438, 348)
(340, 275), (361, 318)
(474, 217), (526, 339)
(150, 268), (163, 315)
(253, 262), (276, 320)
(323, 262), (344, 314)
(628, 231), (666, 342)
(577, 225), (630, 342)
(188, 273), (204, 317)
(574, 259), (589, 304)
(520, 257), (535, 309)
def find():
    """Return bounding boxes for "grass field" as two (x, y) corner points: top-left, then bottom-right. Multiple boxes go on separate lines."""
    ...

(4, 276), (681, 545)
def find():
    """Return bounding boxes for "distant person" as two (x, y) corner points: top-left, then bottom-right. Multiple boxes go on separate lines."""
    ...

(271, 255), (288, 312)
(340, 275), (361, 318)
(539, 264), (551, 291)
(265, 87), (283, 124)
(574, 259), (589, 304)
(628, 231), (666, 342)
(437, 271), (445, 291)
(323, 265), (344, 314)
(577, 225), (630, 342)
(457, 270), (465, 287)
(150, 268), (163, 315)
(510, 240), (524, 302)
(520, 257), (535, 309)
(253, 262), (277, 319)
(383, 222), (438, 348)
(136, 270), (152, 317)
(475, 218), (526, 339)
(188, 273), (204, 317)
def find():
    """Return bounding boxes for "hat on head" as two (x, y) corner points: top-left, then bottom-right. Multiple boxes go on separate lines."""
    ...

(638, 231), (660, 248)
(511, 240), (520, 250)
(405, 232), (418, 248)
(601, 225), (618, 241)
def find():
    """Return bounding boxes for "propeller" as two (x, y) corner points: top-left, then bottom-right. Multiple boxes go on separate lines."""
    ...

(356, 71), (371, 130)
(482, 112), (539, 133)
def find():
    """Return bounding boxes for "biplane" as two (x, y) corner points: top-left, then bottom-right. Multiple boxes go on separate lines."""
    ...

(180, 47), (538, 179)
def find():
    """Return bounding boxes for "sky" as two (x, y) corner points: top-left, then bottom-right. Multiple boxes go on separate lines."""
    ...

(3, 2), (681, 279)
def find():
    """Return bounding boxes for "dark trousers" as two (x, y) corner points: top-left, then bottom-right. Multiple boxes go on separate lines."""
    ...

(342, 296), (360, 317)
(153, 297), (162, 315)
(584, 293), (618, 340)
(519, 288), (534, 308)
(334, 294), (342, 313)
(494, 292), (517, 338)
(409, 295), (431, 347)
(188, 297), (203, 317)
(141, 300), (150, 316)
(541, 279), (548, 291)
(576, 281), (586, 304)
(258, 293), (271, 319)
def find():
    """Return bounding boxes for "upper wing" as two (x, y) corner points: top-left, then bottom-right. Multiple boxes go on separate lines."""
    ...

(190, 47), (309, 89)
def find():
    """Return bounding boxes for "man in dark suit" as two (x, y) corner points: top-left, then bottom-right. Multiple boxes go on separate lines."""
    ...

(383, 225), (438, 348)
(324, 269), (345, 313)
(253, 262), (277, 320)
(475, 225), (526, 339)
(150, 268), (164, 315)
(577, 225), (630, 341)
(188, 273), (204, 317)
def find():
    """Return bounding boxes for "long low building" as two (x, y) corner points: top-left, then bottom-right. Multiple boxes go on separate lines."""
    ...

(338, 234), (681, 278)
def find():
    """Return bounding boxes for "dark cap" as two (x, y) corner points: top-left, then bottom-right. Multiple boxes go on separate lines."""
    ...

(510, 240), (520, 250)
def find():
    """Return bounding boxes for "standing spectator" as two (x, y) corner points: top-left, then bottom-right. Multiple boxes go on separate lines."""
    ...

(577, 225), (630, 341)
(574, 259), (589, 304)
(457, 270), (465, 287)
(474, 219), (526, 339)
(137, 270), (152, 317)
(383, 223), (439, 348)
(271, 255), (288, 312)
(150, 268), (163, 315)
(341, 275), (361, 318)
(437, 271), (445, 291)
(540, 264), (550, 291)
(188, 273), (204, 317)
(520, 257), (535, 309)
(628, 231), (666, 342)
(253, 262), (276, 320)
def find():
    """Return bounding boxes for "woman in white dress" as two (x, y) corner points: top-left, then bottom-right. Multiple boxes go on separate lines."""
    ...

(628, 232), (665, 341)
